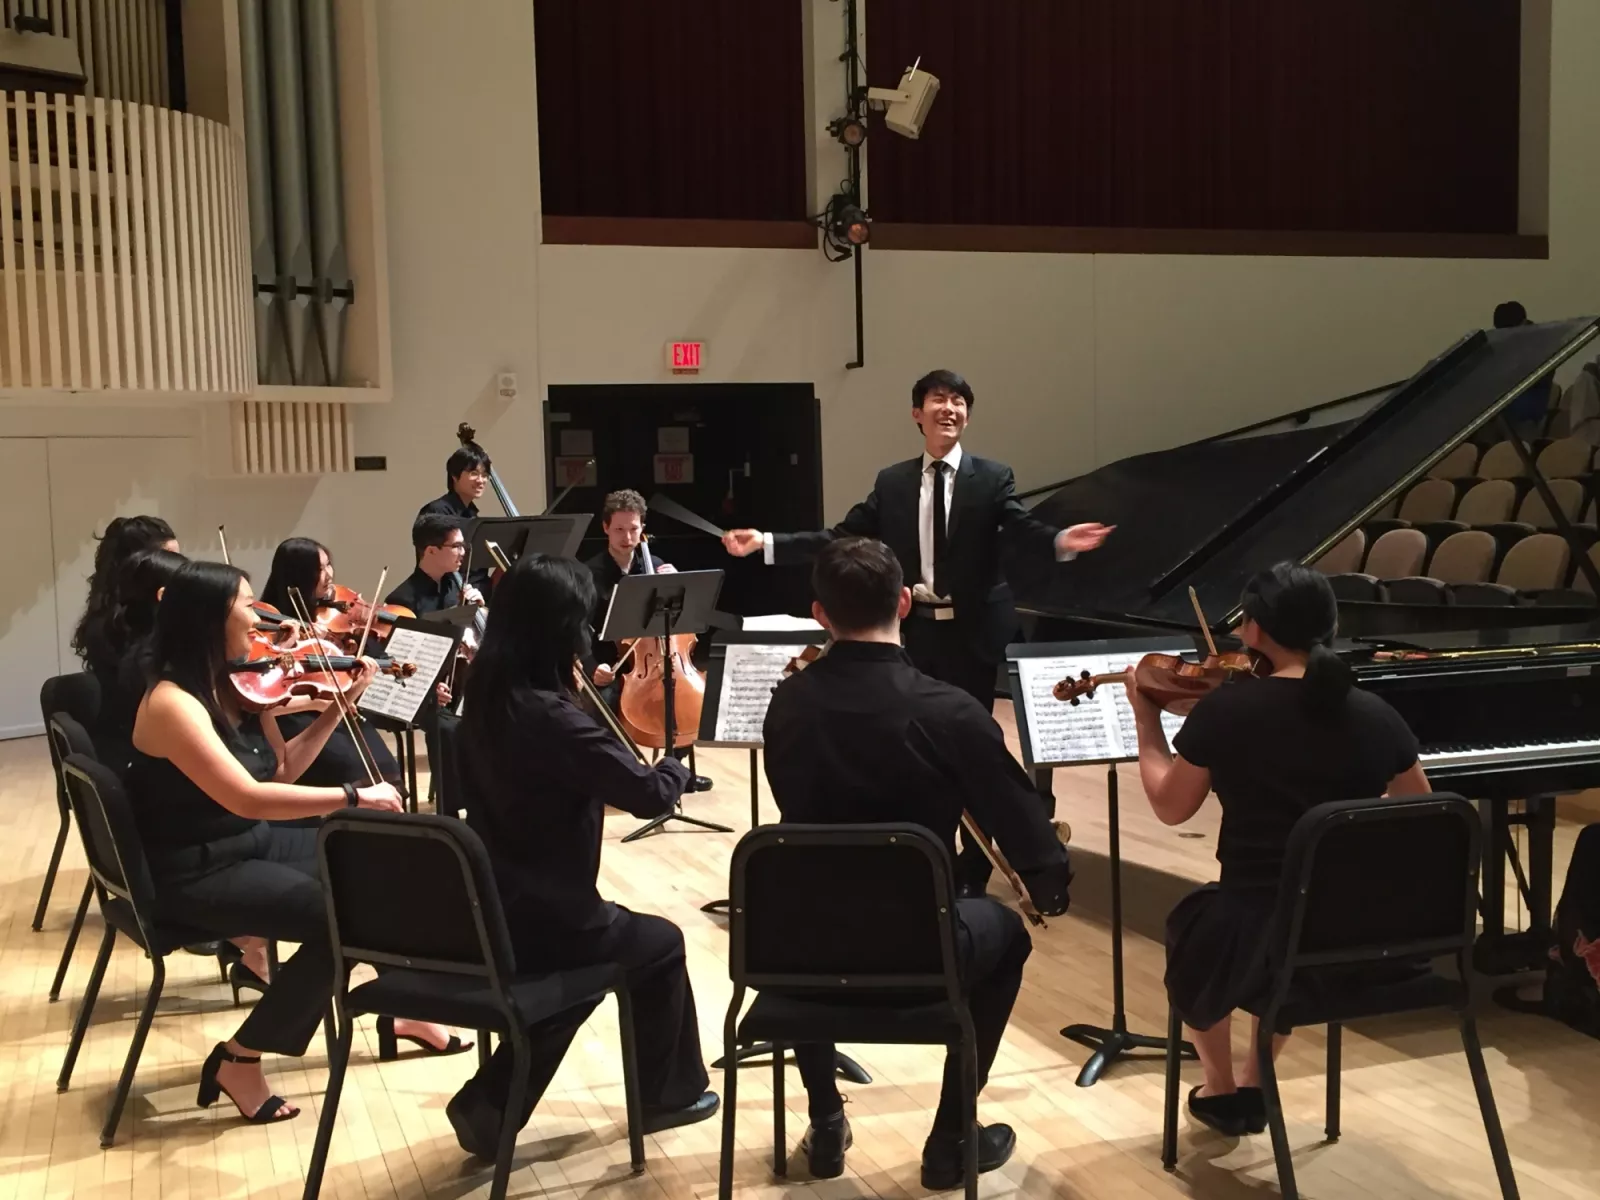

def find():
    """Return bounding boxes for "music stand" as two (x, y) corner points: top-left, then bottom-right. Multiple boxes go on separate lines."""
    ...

(602, 569), (734, 841)
(463, 514), (590, 567)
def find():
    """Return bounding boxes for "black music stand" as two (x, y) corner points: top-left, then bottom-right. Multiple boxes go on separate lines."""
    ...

(1007, 638), (1200, 1086)
(359, 616), (462, 813)
(463, 514), (590, 567)
(603, 569), (734, 841)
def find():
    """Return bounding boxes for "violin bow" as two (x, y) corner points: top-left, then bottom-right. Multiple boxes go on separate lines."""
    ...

(1188, 586), (1220, 658)
(959, 810), (1046, 928)
(572, 667), (650, 765)
(353, 566), (388, 661)
(287, 587), (383, 788)
(218, 525), (231, 567)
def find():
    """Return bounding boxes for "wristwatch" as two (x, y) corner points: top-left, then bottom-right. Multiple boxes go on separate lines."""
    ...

(342, 782), (359, 808)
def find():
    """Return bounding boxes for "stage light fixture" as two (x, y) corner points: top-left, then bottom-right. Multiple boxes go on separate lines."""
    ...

(829, 115), (868, 148)
(820, 192), (870, 257)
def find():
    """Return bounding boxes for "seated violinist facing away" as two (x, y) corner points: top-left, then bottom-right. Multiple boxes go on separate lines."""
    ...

(1125, 562), (1430, 1137)
(762, 537), (1070, 1188)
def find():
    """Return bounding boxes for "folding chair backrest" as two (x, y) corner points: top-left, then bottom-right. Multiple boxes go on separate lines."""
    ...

(40, 673), (101, 797)
(61, 754), (159, 927)
(317, 810), (515, 981)
(51, 713), (98, 764)
(1454, 479), (1516, 525)
(729, 824), (959, 994)
(1271, 795), (1479, 971)
(1497, 532), (1571, 590)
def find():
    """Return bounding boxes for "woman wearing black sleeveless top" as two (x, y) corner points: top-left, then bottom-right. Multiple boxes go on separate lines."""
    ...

(1125, 563), (1430, 1137)
(129, 560), (459, 1124)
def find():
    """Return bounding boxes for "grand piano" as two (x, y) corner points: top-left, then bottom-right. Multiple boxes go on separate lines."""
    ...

(1014, 317), (1600, 974)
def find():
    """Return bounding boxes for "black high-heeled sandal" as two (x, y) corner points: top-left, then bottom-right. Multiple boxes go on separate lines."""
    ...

(376, 1015), (473, 1062)
(228, 961), (268, 1006)
(196, 1043), (299, 1123)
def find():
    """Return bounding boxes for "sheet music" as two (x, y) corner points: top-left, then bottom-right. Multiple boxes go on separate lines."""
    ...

(1014, 649), (1188, 766)
(357, 627), (457, 726)
(713, 643), (810, 744)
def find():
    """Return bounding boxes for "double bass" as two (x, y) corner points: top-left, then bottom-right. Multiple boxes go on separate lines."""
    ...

(617, 536), (706, 750)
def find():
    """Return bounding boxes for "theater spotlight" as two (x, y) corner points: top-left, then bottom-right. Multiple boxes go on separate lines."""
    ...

(829, 114), (868, 147)
(819, 192), (870, 260)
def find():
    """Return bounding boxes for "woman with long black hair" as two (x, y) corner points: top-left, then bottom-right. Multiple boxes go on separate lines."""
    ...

(128, 560), (462, 1125)
(445, 553), (717, 1160)
(1126, 562), (1430, 1137)
(72, 513), (178, 676)
(259, 537), (403, 789)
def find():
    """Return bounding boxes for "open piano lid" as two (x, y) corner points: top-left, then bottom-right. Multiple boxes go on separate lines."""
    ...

(1018, 317), (1600, 631)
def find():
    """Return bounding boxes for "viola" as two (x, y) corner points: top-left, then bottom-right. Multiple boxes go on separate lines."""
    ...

(1052, 648), (1268, 715)
(617, 537), (706, 750)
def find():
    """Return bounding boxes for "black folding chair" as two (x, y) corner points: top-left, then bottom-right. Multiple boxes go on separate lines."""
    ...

(304, 810), (645, 1200)
(46, 714), (103, 1002)
(34, 672), (101, 932)
(1161, 794), (1519, 1200)
(56, 754), (225, 1147)
(718, 823), (979, 1200)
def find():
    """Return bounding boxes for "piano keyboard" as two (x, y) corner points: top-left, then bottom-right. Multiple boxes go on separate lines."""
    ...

(1420, 737), (1600, 770)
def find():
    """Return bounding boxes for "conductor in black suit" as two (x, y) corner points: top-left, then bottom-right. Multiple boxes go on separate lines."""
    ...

(723, 369), (1111, 887)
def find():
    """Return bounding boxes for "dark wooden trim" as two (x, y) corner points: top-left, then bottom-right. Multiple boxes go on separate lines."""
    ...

(871, 222), (1548, 260)
(541, 216), (818, 250)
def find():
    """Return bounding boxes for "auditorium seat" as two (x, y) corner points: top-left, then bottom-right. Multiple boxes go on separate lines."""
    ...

(1396, 477), (1457, 524)
(1514, 478), (1586, 529)
(1476, 440), (1525, 480)
(1426, 443), (1480, 480)
(1312, 529), (1366, 576)
(1328, 528), (1426, 601)
(1454, 479), (1517, 525)
(1453, 533), (1571, 605)
(1383, 531), (1498, 605)
(1535, 436), (1594, 479)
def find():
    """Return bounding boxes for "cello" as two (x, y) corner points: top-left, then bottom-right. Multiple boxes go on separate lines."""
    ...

(617, 535), (706, 750)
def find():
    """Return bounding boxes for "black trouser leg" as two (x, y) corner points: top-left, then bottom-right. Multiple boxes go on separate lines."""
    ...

(155, 827), (333, 1057)
(903, 618), (1001, 891)
(794, 900), (1032, 1137)
(459, 909), (710, 1127)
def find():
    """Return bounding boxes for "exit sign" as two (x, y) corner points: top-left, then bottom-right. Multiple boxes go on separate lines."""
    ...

(666, 340), (705, 374)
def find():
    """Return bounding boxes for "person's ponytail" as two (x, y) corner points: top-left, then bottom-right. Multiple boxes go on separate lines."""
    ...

(1301, 642), (1352, 718)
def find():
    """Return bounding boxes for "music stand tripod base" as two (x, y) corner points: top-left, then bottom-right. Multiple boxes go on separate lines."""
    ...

(621, 802), (733, 843)
(1061, 1022), (1196, 1088)
(713, 1043), (872, 1085)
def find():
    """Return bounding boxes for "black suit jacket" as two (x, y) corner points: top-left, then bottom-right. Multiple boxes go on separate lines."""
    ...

(774, 454), (1060, 663)
(763, 641), (1070, 911)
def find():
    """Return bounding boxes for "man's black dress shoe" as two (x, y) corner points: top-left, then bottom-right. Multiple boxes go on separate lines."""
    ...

(799, 1111), (851, 1178)
(445, 1088), (502, 1160)
(920, 1122), (1016, 1190)
(642, 1089), (720, 1134)
(690, 774), (714, 792)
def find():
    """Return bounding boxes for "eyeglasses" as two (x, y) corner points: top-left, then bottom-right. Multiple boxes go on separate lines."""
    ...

(462, 470), (490, 482)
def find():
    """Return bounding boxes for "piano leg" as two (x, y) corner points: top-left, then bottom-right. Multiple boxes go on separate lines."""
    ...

(1477, 794), (1558, 978)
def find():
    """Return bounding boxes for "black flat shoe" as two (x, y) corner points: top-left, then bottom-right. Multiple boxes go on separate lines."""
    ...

(229, 962), (267, 1006)
(196, 1042), (298, 1123)
(445, 1088), (501, 1160)
(1238, 1086), (1267, 1134)
(641, 1090), (719, 1134)
(376, 1015), (474, 1061)
(799, 1111), (851, 1179)
(1187, 1086), (1248, 1137)
(921, 1122), (1016, 1190)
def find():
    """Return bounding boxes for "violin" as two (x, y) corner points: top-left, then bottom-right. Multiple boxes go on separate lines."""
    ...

(227, 635), (415, 712)
(313, 583), (415, 644)
(1052, 586), (1269, 714)
(1053, 649), (1267, 715)
(781, 638), (1069, 927)
(617, 537), (706, 750)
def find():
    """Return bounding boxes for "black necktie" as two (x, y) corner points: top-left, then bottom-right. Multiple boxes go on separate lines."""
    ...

(931, 460), (950, 598)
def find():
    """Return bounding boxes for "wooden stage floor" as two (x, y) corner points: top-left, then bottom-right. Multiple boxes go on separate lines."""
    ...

(2, 703), (1596, 1199)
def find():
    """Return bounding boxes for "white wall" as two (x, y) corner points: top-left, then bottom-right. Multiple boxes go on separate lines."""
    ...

(4, 0), (1600, 701)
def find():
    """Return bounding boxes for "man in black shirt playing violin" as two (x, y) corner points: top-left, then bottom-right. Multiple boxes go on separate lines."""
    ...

(762, 536), (1070, 1188)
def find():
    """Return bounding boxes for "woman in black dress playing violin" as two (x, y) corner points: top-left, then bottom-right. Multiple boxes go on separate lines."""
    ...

(128, 560), (465, 1125)
(1125, 562), (1430, 1136)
